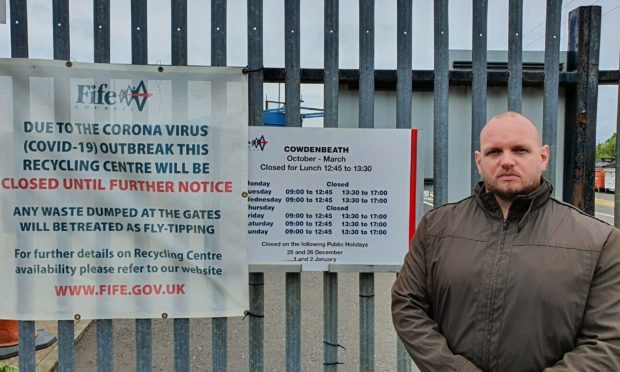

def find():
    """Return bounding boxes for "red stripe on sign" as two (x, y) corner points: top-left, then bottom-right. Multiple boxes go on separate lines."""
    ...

(409, 129), (418, 242)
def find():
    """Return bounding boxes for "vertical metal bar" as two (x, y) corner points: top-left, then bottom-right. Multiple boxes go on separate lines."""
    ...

(396, 0), (412, 130)
(359, 272), (375, 371)
(0, 0), (5, 25)
(171, 2), (191, 370)
(131, 3), (151, 370)
(11, 4), (32, 360)
(359, 0), (374, 128)
(507, 0), (523, 113)
(249, 272), (265, 372)
(52, 2), (73, 369)
(248, 2), (265, 369)
(135, 319), (152, 372)
(323, 272), (339, 371)
(17, 321), (35, 372)
(284, 0), (300, 127)
(324, 0), (339, 128)
(542, 0), (562, 186)
(174, 318), (190, 372)
(53, 0), (70, 60)
(97, 320), (113, 372)
(564, 13), (579, 204)
(284, 0), (301, 364)
(248, 0), (264, 128)
(433, 0), (449, 207)
(211, 0), (226, 66)
(131, 0), (147, 65)
(10, 3), (31, 361)
(212, 318), (227, 371)
(210, 1), (228, 370)
(93, 0), (110, 63)
(397, 3), (413, 368)
(171, 0), (188, 66)
(323, 4), (340, 364)
(9, 0), (28, 57)
(93, 2), (112, 370)
(359, 1), (375, 367)
(397, 337), (412, 372)
(58, 321), (75, 372)
(471, 0), (487, 192)
(286, 272), (301, 371)
(562, 6), (601, 214)
(615, 52), (620, 228)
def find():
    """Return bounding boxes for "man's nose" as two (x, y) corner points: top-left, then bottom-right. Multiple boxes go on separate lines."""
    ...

(499, 153), (516, 168)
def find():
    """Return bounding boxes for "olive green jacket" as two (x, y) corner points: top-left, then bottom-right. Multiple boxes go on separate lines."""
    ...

(392, 180), (620, 371)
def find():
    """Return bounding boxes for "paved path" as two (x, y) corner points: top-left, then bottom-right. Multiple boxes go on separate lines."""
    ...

(595, 191), (615, 224)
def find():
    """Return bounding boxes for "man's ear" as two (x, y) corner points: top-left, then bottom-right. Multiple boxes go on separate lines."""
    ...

(474, 151), (482, 175)
(540, 145), (550, 171)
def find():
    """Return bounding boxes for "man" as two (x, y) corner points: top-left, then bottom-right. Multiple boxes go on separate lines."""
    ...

(392, 112), (620, 371)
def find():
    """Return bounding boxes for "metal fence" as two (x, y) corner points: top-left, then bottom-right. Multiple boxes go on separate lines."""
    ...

(5, 0), (620, 371)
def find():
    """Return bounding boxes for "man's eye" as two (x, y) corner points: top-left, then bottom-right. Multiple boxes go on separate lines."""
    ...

(487, 150), (500, 156)
(514, 148), (528, 154)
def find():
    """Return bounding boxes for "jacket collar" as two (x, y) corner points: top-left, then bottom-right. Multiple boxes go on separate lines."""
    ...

(474, 178), (553, 223)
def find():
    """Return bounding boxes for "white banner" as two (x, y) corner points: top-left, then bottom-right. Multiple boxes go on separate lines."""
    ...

(248, 127), (419, 270)
(0, 59), (249, 320)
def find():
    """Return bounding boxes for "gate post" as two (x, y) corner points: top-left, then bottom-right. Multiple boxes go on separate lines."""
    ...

(563, 6), (602, 214)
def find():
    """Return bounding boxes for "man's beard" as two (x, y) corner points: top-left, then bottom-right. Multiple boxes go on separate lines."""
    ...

(484, 175), (541, 202)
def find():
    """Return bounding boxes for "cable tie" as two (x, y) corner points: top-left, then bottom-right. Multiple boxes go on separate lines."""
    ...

(242, 66), (264, 74)
(249, 282), (264, 287)
(323, 340), (346, 350)
(242, 311), (265, 320)
(359, 294), (375, 298)
(323, 362), (344, 365)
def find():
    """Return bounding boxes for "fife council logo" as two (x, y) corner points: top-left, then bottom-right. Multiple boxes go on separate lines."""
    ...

(249, 135), (269, 151)
(74, 80), (153, 112)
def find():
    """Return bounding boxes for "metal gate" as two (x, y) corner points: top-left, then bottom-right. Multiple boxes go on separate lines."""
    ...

(4, 0), (620, 371)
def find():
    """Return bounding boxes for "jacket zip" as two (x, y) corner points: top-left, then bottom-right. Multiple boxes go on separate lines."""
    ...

(484, 218), (509, 370)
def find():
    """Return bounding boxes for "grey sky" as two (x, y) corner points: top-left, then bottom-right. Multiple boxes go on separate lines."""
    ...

(0, 0), (618, 141)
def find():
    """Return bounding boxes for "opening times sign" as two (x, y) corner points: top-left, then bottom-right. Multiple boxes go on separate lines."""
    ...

(0, 60), (249, 320)
(248, 127), (418, 270)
